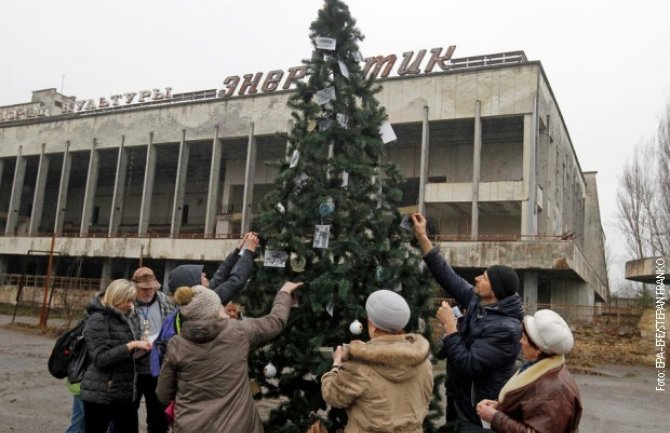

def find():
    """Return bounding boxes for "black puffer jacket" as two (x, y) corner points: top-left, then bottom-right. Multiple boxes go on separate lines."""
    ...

(80, 297), (137, 404)
(424, 247), (523, 426)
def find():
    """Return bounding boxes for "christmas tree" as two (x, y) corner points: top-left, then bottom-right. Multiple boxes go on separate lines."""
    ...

(241, 1), (441, 431)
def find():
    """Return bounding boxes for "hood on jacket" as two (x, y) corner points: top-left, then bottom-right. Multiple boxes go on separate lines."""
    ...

(168, 264), (204, 294)
(180, 318), (226, 343)
(344, 334), (430, 383)
(483, 292), (524, 321)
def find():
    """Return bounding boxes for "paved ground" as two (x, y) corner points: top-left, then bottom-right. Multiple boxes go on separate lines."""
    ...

(1, 315), (669, 433)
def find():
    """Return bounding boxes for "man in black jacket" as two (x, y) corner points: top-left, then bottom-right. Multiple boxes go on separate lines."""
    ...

(411, 213), (523, 431)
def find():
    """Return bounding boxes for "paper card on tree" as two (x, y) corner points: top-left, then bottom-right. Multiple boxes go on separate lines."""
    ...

(341, 171), (349, 188)
(318, 118), (334, 131)
(289, 149), (300, 168)
(379, 121), (397, 143)
(316, 36), (337, 50)
(325, 301), (334, 317)
(353, 50), (365, 62)
(338, 60), (350, 78)
(264, 250), (288, 268)
(315, 87), (336, 105)
(313, 224), (331, 249)
(307, 119), (317, 131)
(336, 113), (349, 128)
(294, 172), (309, 194)
(376, 182), (383, 209)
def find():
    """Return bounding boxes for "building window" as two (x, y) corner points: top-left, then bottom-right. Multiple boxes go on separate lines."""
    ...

(181, 205), (189, 225)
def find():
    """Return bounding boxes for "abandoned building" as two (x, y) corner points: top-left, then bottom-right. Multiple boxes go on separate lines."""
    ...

(0, 49), (609, 320)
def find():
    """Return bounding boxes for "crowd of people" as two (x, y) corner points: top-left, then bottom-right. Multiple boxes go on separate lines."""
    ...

(62, 215), (582, 433)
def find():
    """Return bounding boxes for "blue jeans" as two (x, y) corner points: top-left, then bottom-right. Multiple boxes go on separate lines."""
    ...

(65, 396), (85, 433)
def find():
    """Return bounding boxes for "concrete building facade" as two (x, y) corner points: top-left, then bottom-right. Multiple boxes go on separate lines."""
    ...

(0, 50), (608, 318)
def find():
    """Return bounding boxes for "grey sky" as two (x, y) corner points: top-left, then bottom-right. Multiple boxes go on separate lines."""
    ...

(2, 0), (669, 289)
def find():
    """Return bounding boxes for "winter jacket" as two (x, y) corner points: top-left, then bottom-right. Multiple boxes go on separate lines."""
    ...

(492, 355), (582, 433)
(155, 291), (291, 433)
(321, 334), (433, 433)
(80, 298), (137, 404)
(150, 248), (254, 376)
(130, 290), (175, 374)
(423, 247), (523, 426)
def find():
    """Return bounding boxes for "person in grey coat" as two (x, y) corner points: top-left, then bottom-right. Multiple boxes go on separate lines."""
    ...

(80, 279), (152, 433)
(156, 282), (302, 433)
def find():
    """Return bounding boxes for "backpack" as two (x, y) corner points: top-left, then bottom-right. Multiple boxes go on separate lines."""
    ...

(150, 309), (181, 377)
(48, 320), (90, 383)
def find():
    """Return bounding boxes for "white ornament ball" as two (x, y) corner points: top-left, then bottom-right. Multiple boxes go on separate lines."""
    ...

(263, 362), (277, 378)
(349, 319), (363, 335)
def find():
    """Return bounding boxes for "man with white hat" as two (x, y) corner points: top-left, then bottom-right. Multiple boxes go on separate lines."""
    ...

(321, 290), (433, 433)
(477, 309), (582, 433)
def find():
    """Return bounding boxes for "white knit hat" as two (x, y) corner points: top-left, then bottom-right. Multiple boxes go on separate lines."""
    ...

(174, 285), (221, 321)
(365, 290), (411, 332)
(523, 309), (574, 355)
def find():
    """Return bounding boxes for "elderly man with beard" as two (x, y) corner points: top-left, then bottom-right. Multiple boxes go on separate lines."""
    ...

(130, 266), (175, 433)
(411, 213), (523, 432)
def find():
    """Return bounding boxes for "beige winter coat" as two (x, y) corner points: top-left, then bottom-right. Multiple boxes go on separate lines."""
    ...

(321, 333), (433, 433)
(156, 291), (291, 433)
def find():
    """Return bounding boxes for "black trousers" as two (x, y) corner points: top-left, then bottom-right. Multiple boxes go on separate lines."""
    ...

(83, 400), (138, 433)
(134, 373), (168, 433)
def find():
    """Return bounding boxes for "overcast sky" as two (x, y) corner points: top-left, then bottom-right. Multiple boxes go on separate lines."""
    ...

(2, 0), (669, 289)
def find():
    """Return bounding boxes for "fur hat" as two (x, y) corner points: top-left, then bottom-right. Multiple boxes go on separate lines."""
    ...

(523, 309), (574, 355)
(168, 264), (204, 294)
(131, 267), (160, 290)
(486, 265), (519, 300)
(365, 289), (411, 332)
(173, 285), (221, 321)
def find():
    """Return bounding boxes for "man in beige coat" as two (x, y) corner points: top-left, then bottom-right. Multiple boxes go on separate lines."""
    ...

(321, 290), (433, 433)
(156, 282), (301, 433)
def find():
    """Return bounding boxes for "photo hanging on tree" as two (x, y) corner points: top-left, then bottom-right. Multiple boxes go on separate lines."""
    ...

(313, 224), (331, 249)
(263, 250), (288, 268)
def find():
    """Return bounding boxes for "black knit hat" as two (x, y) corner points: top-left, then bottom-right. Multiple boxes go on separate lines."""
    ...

(486, 265), (519, 300)
(167, 264), (204, 294)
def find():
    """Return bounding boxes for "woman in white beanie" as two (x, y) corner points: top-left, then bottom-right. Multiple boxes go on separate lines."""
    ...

(476, 309), (583, 433)
(321, 289), (433, 433)
(156, 281), (301, 433)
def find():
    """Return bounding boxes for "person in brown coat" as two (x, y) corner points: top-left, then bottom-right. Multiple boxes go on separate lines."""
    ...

(476, 309), (582, 433)
(321, 289), (433, 433)
(155, 282), (302, 433)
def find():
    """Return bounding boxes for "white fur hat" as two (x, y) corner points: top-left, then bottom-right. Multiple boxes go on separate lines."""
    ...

(365, 289), (411, 332)
(523, 309), (574, 355)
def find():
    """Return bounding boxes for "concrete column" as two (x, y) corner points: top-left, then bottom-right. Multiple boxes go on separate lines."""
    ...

(108, 136), (128, 237)
(100, 258), (113, 291)
(138, 133), (157, 237)
(240, 123), (257, 234)
(80, 139), (100, 237)
(162, 262), (176, 293)
(523, 271), (538, 314)
(54, 141), (72, 236)
(0, 159), (4, 198)
(521, 97), (538, 236)
(5, 146), (27, 235)
(471, 101), (482, 240)
(550, 279), (594, 322)
(204, 126), (222, 238)
(0, 257), (7, 277)
(28, 143), (50, 236)
(170, 131), (189, 238)
(418, 106), (430, 215)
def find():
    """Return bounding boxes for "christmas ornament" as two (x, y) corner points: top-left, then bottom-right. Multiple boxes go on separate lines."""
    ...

(313, 224), (331, 249)
(307, 119), (317, 132)
(294, 172), (309, 194)
(336, 113), (349, 128)
(318, 118), (334, 131)
(349, 319), (363, 335)
(290, 253), (306, 272)
(275, 202), (285, 214)
(289, 149), (300, 168)
(325, 301), (335, 317)
(319, 197), (335, 217)
(264, 250), (288, 268)
(263, 362), (277, 378)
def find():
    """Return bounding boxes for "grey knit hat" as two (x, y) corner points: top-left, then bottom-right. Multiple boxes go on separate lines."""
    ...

(365, 289), (411, 332)
(174, 285), (221, 321)
(523, 309), (574, 355)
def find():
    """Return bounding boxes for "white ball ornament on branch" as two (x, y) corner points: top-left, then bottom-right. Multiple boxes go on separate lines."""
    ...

(349, 319), (363, 335)
(263, 361), (277, 378)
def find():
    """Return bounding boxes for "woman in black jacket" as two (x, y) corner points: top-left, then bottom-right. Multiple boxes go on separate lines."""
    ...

(80, 279), (151, 433)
